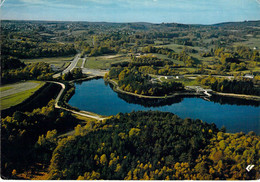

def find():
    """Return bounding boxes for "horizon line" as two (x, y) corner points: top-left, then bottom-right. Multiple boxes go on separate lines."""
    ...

(2, 19), (260, 26)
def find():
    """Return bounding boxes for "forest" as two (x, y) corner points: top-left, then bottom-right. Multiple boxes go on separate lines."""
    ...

(2, 20), (260, 79)
(38, 111), (259, 180)
(1, 100), (81, 178)
(197, 76), (260, 96)
(2, 38), (76, 59)
(1, 20), (260, 180)
(1, 61), (54, 84)
(106, 67), (184, 96)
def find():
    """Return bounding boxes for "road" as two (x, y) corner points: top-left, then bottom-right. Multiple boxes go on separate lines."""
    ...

(150, 74), (234, 80)
(53, 54), (108, 78)
(81, 57), (86, 68)
(53, 53), (80, 78)
(185, 74), (234, 80)
(49, 81), (106, 120)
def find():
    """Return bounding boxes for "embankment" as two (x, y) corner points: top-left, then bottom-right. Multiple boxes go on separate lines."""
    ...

(1, 82), (61, 117)
(212, 91), (260, 102)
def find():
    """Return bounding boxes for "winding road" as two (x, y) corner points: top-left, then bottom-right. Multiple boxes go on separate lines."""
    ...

(49, 81), (106, 120)
(50, 53), (108, 120)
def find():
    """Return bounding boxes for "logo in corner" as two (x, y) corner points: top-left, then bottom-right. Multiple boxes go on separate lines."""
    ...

(246, 165), (254, 172)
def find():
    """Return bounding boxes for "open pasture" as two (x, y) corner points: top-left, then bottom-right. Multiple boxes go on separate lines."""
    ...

(22, 56), (75, 69)
(0, 81), (45, 110)
(84, 54), (131, 69)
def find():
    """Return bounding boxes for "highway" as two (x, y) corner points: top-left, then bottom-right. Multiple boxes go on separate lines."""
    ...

(53, 53), (80, 78)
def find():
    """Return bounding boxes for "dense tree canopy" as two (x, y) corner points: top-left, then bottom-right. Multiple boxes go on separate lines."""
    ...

(1, 62), (54, 84)
(1, 20), (260, 181)
(197, 76), (260, 96)
(1, 56), (25, 71)
(1, 100), (79, 178)
(61, 68), (83, 81)
(48, 111), (219, 180)
(46, 111), (259, 180)
(106, 67), (184, 96)
(2, 40), (76, 59)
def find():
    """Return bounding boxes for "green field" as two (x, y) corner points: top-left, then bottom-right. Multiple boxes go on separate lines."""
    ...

(233, 37), (260, 49)
(0, 81), (45, 110)
(152, 53), (185, 65)
(0, 86), (13, 92)
(76, 58), (83, 67)
(158, 43), (206, 53)
(157, 43), (184, 53)
(154, 43), (215, 66)
(22, 55), (75, 68)
(84, 54), (130, 69)
(63, 62), (71, 69)
(160, 77), (199, 86)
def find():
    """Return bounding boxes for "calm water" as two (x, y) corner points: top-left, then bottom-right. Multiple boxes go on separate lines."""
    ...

(69, 79), (260, 134)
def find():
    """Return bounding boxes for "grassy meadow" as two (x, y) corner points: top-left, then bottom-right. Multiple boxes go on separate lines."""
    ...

(84, 54), (130, 69)
(22, 55), (75, 69)
(0, 81), (45, 110)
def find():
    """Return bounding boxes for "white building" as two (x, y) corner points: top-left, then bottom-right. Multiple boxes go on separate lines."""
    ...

(243, 74), (254, 79)
(176, 75), (184, 79)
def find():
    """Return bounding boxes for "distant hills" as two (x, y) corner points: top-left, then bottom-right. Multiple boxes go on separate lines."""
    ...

(2, 20), (260, 27)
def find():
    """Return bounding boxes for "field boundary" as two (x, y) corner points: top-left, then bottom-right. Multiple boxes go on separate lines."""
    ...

(1, 82), (60, 117)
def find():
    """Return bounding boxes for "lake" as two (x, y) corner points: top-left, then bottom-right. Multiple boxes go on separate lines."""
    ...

(68, 78), (260, 134)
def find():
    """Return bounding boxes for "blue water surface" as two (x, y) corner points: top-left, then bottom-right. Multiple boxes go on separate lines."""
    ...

(68, 79), (260, 134)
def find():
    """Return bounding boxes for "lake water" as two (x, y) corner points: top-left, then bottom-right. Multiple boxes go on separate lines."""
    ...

(68, 78), (260, 134)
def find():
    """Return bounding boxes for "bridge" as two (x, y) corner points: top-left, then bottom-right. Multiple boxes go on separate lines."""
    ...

(185, 86), (212, 97)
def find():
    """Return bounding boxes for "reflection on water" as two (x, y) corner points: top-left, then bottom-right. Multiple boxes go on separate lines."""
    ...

(110, 83), (260, 108)
(210, 95), (260, 107)
(68, 78), (260, 134)
(117, 91), (183, 108)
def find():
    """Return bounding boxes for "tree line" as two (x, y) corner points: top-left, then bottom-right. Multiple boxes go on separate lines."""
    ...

(197, 76), (260, 96)
(2, 40), (76, 59)
(1, 62), (54, 84)
(44, 111), (259, 180)
(106, 67), (184, 96)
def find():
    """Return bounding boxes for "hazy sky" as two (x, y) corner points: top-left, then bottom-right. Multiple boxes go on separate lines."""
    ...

(1, 0), (260, 24)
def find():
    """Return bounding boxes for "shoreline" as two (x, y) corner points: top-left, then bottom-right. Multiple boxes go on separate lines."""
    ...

(106, 78), (260, 101)
(106, 79), (205, 99)
(68, 75), (102, 83)
(212, 91), (260, 102)
(50, 76), (259, 121)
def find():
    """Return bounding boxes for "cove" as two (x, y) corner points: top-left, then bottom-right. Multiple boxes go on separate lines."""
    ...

(68, 78), (260, 134)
